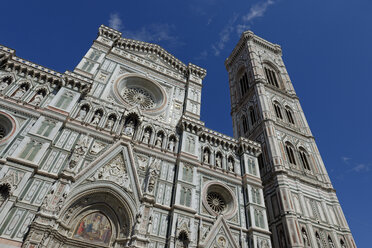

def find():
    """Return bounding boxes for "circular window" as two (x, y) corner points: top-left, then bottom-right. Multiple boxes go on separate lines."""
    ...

(203, 182), (237, 218)
(122, 87), (155, 109)
(207, 192), (226, 213)
(113, 74), (166, 112)
(0, 112), (16, 143)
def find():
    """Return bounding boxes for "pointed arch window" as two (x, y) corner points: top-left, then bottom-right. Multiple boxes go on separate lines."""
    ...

(273, 102), (283, 119)
(285, 142), (296, 165)
(285, 107), (295, 124)
(249, 106), (256, 126)
(264, 66), (279, 88)
(239, 72), (249, 96)
(242, 115), (248, 133)
(299, 147), (311, 171)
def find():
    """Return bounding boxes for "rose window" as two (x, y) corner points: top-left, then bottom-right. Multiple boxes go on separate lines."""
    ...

(203, 182), (238, 218)
(122, 87), (155, 109)
(207, 192), (226, 213)
(0, 112), (15, 142)
(0, 127), (5, 140)
(114, 75), (166, 112)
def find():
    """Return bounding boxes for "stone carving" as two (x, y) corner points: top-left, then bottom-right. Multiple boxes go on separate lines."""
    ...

(89, 141), (105, 155)
(91, 112), (102, 125)
(217, 235), (227, 248)
(0, 81), (8, 91)
(142, 129), (151, 144)
(316, 233), (322, 248)
(302, 229), (309, 246)
(216, 154), (222, 168)
(168, 137), (175, 152)
(41, 182), (70, 214)
(137, 155), (149, 170)
(328, 237), (335, 248)
(13, 85), (27, 99)
(68, 135), (90, 170)
(228, 158), (234, 172)
(124, 120), (135, 136)
(147, 158), (161, 194)
(155, 133), (163, 148)
(203, 150), (209, 164)
(31, 91), (44, 106)
(105, 116), (115, 130)
(94, 155), (131, 192)
(261, 239), (269, 248)
(76, 106), (88, 121)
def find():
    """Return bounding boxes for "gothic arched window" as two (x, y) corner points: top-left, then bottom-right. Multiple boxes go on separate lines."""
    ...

(249, 106), (256, 126)
(285, 106), (295, 124)
(239, 72), (249, 96)
(0, 183), (11, 205)
(285, 142), (297, 165)
(242, 115), (248, 133)
(264, 66), (279, 88)
(299, 147), (311, 171)
(273, 102), (283, 119)
(177, 230), (190, 248)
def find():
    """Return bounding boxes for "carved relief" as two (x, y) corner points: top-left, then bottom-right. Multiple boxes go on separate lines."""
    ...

(93, 155), (131, 192)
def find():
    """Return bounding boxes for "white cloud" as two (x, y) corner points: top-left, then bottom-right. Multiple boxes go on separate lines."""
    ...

(243, 0), (274, 22)
(352, 163), (370, 172)
(211, 13), (239, 56)
(108, 13), (122, 30)
(107, 14), (182, 49)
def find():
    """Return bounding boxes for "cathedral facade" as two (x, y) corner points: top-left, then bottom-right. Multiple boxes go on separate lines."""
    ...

(0, 25), (354, 248)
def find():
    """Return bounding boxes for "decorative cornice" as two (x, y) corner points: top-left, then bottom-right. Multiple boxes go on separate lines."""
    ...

(225, 30), (282, 69)
(0, 44), (93, 95)
(179, 115), (261, 155)
(98, 24), (122, 41)
(96, 24), (207, 80)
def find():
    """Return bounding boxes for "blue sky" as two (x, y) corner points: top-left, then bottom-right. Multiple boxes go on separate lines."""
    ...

(0, 0), (371, 246)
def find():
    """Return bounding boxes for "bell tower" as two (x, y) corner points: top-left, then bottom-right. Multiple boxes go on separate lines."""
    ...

(225, 31), (355, 248)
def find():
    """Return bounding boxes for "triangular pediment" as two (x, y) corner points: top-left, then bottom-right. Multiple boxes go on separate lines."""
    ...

(201, 216), (239, 248)
(72, 141), (142, 204)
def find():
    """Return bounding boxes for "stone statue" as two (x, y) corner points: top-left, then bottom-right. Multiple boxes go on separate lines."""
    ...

(216, 156), (222, 168)
(302, 229), (309, 246)
(68, 135), (89, 170)
(0, 81), (8, 91)
(106, 117), (115, 129)
(124, 120), (135, 136)
(76, 106), (88, 121)
(316, 234), (322, 248)
(31, 92), (44, 106)
(91, 112), (101, 125)
(168, 138), (175, 152)
(228, 159), (234, 172)
(142, 129), (150, 143)
(261, 240), (269, 248)
(13, 86), (27, 99)
(155, 134), (162, 148)
(203, 151), (209, 164)
(328, 238), (335, 248)
(41, 182), (57, 210)
(147, 158), (161, 193)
